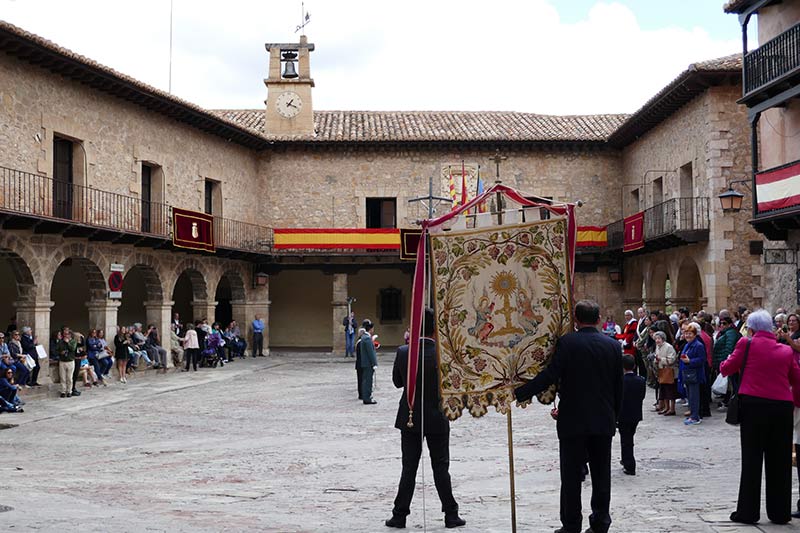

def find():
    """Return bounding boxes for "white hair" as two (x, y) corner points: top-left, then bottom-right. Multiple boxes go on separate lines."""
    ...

(624, 309), (633, 317)
(746, 309), (774, 333)
(686, 322), (702, 335)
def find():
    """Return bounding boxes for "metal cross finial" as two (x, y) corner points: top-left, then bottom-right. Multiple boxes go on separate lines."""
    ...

(296, 2), (311, 34)
(491, 149), (507, 184)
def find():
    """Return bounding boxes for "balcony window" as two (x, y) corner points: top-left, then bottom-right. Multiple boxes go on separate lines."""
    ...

(366, 197), (396, 228)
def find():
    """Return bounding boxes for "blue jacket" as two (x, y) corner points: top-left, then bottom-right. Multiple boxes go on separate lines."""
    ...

(86, 337), (103, 357)
(679, 338), (707, 384)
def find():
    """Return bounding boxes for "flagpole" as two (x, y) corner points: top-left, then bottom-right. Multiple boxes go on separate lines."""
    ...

(508, 409), (517, 533)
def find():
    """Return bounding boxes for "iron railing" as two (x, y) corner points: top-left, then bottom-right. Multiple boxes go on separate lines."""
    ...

(0, 166), (274, 255)
(743, 22), (800, 96)
(214, 216), (273, 253)
(606, 197), (709, 251)
(0, 166), (171, 236)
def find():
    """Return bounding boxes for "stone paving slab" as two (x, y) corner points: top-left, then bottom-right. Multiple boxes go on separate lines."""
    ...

(1, 352), (799, 532)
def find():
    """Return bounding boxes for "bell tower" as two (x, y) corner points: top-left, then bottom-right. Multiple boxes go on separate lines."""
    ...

(264, 35), (315, 136)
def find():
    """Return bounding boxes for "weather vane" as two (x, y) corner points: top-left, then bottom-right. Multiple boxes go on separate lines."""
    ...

(295, 2), (311, 34)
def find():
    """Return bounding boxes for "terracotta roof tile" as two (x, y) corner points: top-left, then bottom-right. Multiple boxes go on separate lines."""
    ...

(210, 109), (628, 143)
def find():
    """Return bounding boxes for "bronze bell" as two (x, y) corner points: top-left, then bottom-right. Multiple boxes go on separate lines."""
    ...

(281, 51), (299, 79)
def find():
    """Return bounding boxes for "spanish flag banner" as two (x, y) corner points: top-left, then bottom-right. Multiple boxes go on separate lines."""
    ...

(273, 228), (401, 250)
(576, 226), (607, 247)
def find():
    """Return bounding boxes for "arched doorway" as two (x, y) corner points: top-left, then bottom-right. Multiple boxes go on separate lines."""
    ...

(675, 257), (703, 312)
(50, 257), (105, 335)
(0, 248), (36, 331)
(171, 269), (207, 324)
(119, 265), (163, 327)
(214, 272), (246, 328)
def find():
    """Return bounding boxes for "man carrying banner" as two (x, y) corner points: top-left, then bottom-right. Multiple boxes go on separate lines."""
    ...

(385, 308), (466, 529)
(514, 300), (622, 533)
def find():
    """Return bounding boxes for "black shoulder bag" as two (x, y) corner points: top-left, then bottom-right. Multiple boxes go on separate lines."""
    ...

(725, 339), (751, 426)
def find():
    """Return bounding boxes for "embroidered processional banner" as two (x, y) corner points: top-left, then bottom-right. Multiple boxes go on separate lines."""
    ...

(431, 218), (573, 420)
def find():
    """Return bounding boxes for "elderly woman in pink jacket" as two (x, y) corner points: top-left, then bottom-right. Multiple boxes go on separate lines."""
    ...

(721, 309), (800, 526)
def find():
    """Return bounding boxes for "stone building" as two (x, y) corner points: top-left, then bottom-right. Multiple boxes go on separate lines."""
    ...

(723, 0), (800, 311)
(0, 20), (778, 383)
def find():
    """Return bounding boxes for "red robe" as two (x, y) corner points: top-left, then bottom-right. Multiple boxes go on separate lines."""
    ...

(616, 319), (637, 356)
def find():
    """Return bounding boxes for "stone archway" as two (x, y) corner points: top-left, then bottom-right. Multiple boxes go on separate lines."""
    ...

(214, 271), (247, 327)
(0, 247), (37, 330)
(171, 261), (209, 324)
(119, 264), (164, 327)
(674, 256), (704, 312)
(646, 260), (669, 313)
(50, 256), (107, 334)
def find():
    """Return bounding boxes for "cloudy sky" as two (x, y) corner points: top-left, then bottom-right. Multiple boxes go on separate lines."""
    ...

(1, 0), (749, 115)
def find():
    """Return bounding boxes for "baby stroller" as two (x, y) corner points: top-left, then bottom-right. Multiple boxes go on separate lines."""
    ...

(199, 332), (223, 368)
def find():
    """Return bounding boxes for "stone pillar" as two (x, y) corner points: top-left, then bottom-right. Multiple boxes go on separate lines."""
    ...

(191, 300), (218, 324)
(14, 299), (54, 385)
(144, 300), (174, 367)
(86, 300), (121, 343)
(332, 273), (348, 355)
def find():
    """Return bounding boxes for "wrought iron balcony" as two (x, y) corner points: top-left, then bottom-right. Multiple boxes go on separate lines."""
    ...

(606, 197), (709, 253)
(741, 22), (800, 107)
(0, 165), (273, 257)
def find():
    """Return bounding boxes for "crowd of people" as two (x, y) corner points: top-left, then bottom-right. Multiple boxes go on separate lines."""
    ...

(601, 304), (800, 525)
(0, 313), (267, 410)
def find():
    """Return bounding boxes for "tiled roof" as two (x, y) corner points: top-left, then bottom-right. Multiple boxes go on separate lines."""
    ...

(608, 53), (742, 147)
(211, 109), (628, 143)
(723, 0), (767, 13)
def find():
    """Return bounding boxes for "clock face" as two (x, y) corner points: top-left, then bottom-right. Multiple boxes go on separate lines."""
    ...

(276, 91), (302, 118)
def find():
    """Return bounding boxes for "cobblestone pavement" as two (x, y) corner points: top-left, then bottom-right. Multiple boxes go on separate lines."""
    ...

(2, 352), (800, 533)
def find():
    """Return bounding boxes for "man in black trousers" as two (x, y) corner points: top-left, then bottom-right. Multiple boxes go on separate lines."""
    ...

(618, 354), (646, 475)
(385, 308), (466, 529)
(514, 300), (623, 533)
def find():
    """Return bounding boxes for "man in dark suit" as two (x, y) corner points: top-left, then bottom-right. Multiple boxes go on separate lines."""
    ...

(618, 355), (646, 475)
(514, 300), (623, 533)
(385, 308), (466, 529)
(358, 320), (378, 404)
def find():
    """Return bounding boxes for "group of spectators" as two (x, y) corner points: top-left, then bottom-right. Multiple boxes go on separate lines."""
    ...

(0, 312), (264, 410)
(609, 304), (800, 524)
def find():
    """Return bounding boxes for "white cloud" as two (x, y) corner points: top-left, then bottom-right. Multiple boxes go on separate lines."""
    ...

(1, 0), (741, 114)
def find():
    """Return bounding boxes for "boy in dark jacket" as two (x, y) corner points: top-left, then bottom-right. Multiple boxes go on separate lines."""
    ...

(619, 354), (646, 475)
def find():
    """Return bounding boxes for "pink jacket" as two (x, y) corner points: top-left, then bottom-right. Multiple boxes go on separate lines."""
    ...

(720, 331), (800, 406)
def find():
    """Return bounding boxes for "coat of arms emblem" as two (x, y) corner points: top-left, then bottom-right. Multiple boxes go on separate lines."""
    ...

(191, 222), (199, 239)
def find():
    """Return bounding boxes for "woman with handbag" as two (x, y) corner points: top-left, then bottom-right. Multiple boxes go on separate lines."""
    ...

(721, 310), (800, 525)
(678, 322), (706, 425)
(654, 331), (677, 415)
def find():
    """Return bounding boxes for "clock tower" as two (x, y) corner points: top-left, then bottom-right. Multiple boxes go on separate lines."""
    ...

(264, 36), (315, 136)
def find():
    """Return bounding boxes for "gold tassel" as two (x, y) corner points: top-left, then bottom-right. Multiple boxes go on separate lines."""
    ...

(406, 409), (414, 428)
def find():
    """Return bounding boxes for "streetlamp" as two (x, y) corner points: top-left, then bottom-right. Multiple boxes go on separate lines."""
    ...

(718, 179), (750, 213)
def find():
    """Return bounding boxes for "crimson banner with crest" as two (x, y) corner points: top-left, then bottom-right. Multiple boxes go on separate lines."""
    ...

(173, 208), (215, 252)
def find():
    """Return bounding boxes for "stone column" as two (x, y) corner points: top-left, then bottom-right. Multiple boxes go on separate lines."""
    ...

(331, 273), (348, 355)
(14, 299), (54, 385)
(191, 300), (218, 324)
(144, 300), (174, 367)
(86, 300), (121, 343)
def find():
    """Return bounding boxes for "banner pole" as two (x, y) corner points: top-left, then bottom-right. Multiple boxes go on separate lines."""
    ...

(507, 409), (517, 533)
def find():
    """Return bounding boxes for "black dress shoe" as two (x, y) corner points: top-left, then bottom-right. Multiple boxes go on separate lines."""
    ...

(385, 516), (405, 528)
(445, 515), (466, 528)
(730, 512), (758, 524)
(363, 400), (377, 405)
(623, 468), (635, 475)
